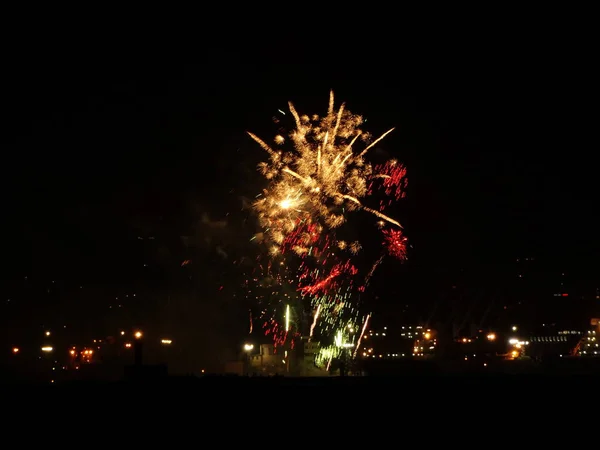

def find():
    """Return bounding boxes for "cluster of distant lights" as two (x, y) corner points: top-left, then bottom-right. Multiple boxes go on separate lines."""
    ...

(455, 326), (525, 360)
(249, 321), (600, 367)
(363, 325), (438, 358)
(363, 349), (411, 358)
(359, 326), (438, 358)
(10, 329), (178, 384)
(412, 327), (436, 356)
(576, 329), (598, 356)
(359, 325), (532, 361)
(11, 329), (174, 357)
(505, 325), (599, 359)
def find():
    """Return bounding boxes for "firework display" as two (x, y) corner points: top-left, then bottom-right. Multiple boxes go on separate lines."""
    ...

(247, 91), (408, 370)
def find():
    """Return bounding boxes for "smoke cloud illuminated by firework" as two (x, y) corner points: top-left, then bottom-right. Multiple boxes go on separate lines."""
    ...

(247, 91), (408, 369)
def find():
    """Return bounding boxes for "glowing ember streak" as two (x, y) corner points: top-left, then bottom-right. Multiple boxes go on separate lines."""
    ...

(309, 304), (321, 338)
(299, 262), (357, 295)
(326, 354), (333, 372)
(354, 314), (371, 358)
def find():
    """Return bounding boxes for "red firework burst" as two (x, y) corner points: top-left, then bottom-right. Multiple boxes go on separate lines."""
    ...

(382, 229), (407, 259)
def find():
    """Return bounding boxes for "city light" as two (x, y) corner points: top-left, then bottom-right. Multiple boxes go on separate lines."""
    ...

(2, 313), (596, 380)
(45, 331), (51, 336)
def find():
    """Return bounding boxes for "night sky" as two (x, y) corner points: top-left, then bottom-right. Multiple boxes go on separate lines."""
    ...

(2, 30), (597, 370)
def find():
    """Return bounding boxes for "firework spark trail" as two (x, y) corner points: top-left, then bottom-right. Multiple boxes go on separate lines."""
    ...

(326, 354), (333, 371)
(341, 194), (402, 228)
(248, 91), (408, 365)
(298, 261), (357, 295)
(309, 304), (321, 338)
(354, 313), (371, 358)
(362, 256), (385, 291)
(357, 128), (396, 158)
(359, 229), (408, 292)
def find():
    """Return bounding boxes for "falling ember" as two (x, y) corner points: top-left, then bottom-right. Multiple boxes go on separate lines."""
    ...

(361, 255), (385, 291)
(354, 314), (371, 358)
(309, 305), (321, 338)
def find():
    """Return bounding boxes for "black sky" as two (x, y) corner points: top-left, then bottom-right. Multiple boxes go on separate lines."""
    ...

(1, 24), (598, 362)
(5, 42), (595, 260)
